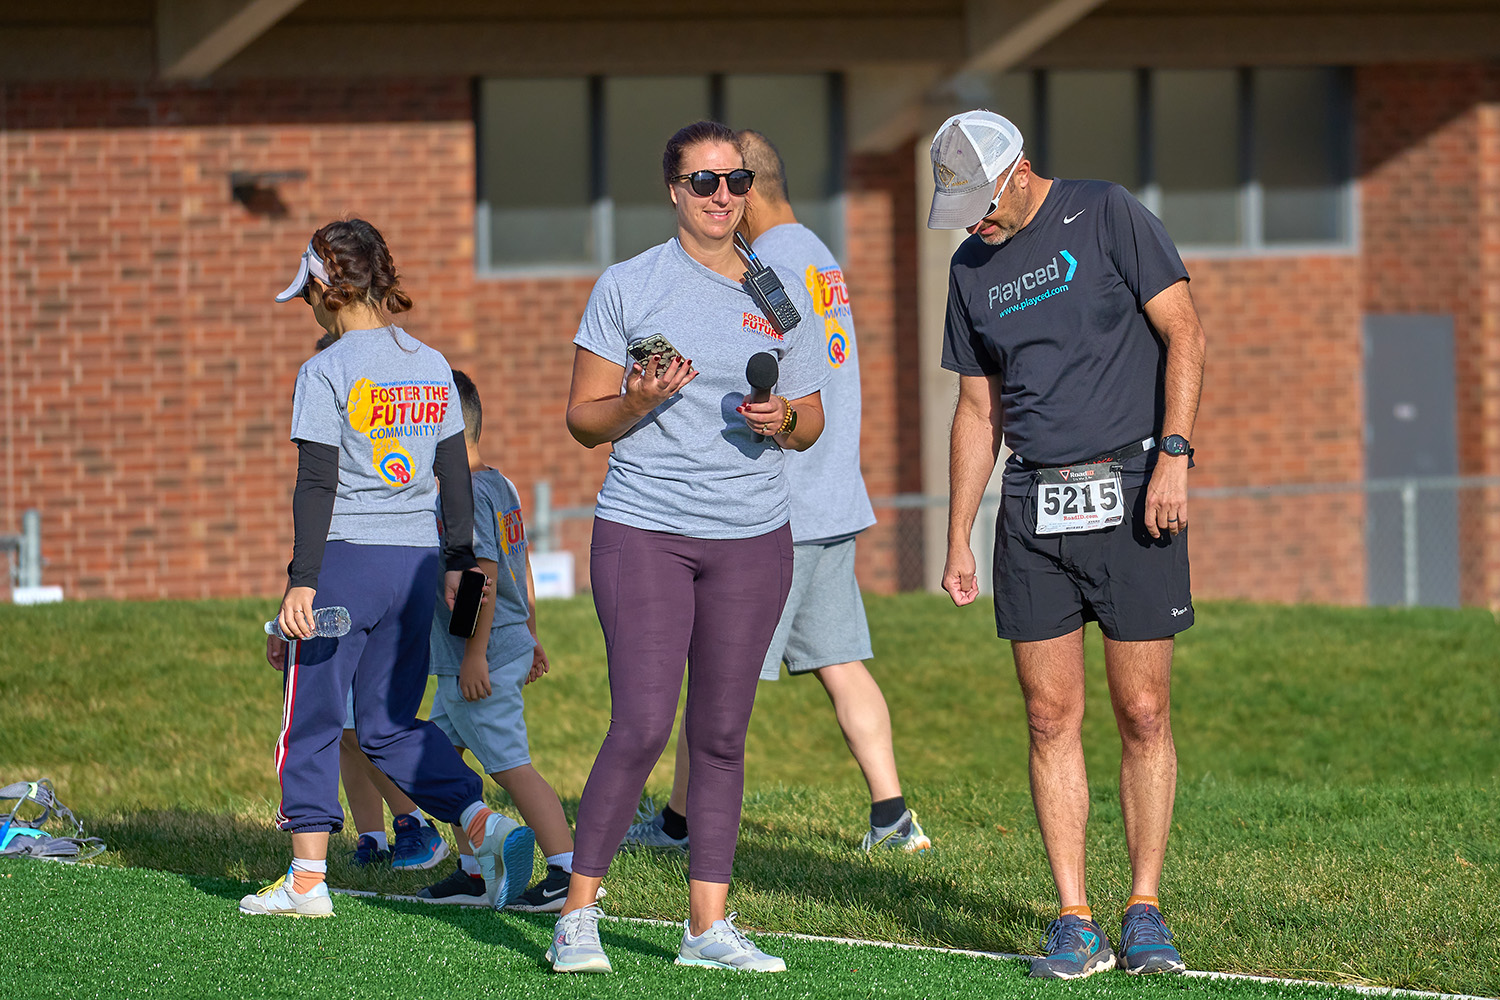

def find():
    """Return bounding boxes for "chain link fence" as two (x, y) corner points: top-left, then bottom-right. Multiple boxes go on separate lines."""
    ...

(528, 476), (1500, 609)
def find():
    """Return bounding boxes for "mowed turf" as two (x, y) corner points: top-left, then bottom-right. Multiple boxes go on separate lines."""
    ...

(1, 596), (1497, 996)
(0, 860), (1405, 1000)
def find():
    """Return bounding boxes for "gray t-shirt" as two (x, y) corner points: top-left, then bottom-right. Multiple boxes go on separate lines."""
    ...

(430, 470), (535, 676)
(752, 224), (877, 544)
(573, 238), (827, 539)
(941, 180), (1189, 496)
(289, 326), (466, 545)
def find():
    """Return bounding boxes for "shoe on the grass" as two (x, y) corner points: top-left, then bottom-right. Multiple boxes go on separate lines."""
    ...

(415, 866), (486, 905)
(620, 809), (688, 852)
(507, 863), (571, 913)
(547, 903), (613, 973)
(351, 834), (391, 867)
(676, 912), (786, 972)
(1029, 914), (1116, 979)
(391, 814), (450, 871)
(861, 809), (932, 853)
(238, 874), (334, 918)
(1119, 903), (1185, 974)
(472, 812), (535, 909)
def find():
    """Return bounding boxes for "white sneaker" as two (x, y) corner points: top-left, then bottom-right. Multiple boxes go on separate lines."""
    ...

(620, 809), (689, 852)
(861, 809), (932, 853)
(238, 874), (334, 917)
(676, 913), (786, 972)
(472, 812), (536, 909)
(547, 903), (613, 973)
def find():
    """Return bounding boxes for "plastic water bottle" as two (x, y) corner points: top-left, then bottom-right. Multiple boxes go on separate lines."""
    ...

(264, 606), (352, 640)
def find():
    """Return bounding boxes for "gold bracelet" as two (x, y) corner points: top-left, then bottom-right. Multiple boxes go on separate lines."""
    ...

(775, 395), (796, 436)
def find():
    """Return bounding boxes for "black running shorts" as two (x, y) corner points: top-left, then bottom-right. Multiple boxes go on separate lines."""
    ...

(992, 484), (1193, 642)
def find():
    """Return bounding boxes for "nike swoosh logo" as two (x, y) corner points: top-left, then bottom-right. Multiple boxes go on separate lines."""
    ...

(539, 886), (567, 899)
(1063, 211), (1085, 224)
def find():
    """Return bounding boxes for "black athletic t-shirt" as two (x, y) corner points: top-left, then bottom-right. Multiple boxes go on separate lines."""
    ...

(941, 178), (1188, 496)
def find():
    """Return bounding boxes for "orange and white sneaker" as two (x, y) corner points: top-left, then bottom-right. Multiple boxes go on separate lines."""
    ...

(238, 873), (334, 918)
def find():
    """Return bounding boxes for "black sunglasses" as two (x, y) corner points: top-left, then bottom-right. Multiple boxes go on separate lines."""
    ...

(672, 168), (755, 198)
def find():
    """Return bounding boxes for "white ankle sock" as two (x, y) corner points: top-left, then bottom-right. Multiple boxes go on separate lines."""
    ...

(290, 857), (327, 874)
(545, 851), (574, 873)
(459, 854), (481, 876)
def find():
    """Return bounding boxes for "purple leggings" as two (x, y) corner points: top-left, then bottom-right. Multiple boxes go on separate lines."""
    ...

(572, 518), (793, 883)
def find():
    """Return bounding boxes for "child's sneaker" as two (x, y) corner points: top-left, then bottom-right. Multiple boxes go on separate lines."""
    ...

(415, 867), (486, 905)
(472, 812), (535, 909)
(351, 834), (391, 867)
(621, 809), (689, 852)
(391, 814), (450, 871)
(547, 903), (613, 973)
(1119, 903), (1186, 974)
(507, 863), (571, 913)
(676, 913), (786, 972)
(238, 874), (334, 918)
(860, 809), (932, 853)
(1028, 914), (1116, 979)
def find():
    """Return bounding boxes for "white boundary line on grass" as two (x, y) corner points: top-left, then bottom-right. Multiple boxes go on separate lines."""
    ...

(329, 889), (1489, 1000)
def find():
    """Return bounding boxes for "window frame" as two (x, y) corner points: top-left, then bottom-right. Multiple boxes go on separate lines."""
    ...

(1024, 66), (1358, 258)
(475, 72), (847, 278)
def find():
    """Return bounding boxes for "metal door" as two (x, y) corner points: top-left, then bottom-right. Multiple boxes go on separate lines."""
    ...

(1363, 315), (1459, 607)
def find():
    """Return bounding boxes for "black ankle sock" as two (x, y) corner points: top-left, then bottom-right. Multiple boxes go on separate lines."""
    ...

(870, 796), (906, 829)
(661, 805), (689, 840)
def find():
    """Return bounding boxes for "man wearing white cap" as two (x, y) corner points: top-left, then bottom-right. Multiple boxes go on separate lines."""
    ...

(930, 110), (1206, 979)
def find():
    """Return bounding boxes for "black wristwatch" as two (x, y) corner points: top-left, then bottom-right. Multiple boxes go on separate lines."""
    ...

(1160, 434), (1193, 458)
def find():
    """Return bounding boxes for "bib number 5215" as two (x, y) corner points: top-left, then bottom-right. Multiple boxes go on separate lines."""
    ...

(1034, 465), (1123, 535)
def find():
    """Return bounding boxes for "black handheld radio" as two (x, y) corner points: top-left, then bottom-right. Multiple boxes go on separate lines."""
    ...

(735, 233), (801, 335)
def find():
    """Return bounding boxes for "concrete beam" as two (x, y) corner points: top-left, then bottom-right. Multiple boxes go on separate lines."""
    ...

(1022, 14), (1500, 68)
(212, 17), (961, 77)
(847, 64), (952, 154)
(959, 0), (1109, 76)
(157, 0), (306, 80)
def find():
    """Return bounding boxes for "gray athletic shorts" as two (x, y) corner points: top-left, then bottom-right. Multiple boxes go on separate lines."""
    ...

(993, 484), (1193, 642)
(759, 536), (874, 681)
(426, 648), (533, 774)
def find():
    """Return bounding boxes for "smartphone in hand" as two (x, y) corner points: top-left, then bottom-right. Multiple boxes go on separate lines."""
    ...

(448, 569), (488, 638)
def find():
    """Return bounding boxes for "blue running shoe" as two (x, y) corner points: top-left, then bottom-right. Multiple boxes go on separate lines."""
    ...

(391, 814), (450, 871)
(473, 813), (536, 909)
(1119, 903), (1186, 974)
(1028, 914), (1116, 979)
(351, 834), (391, 867)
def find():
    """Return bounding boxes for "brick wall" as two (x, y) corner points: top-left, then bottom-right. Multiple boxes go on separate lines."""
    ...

(0, 79), (911, 600)
(1356, 63), (1500, 609)
(1186, 256), (1366, 604)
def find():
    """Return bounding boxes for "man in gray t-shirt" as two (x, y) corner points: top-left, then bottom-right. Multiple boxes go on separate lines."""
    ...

(624, 131), (929, 856)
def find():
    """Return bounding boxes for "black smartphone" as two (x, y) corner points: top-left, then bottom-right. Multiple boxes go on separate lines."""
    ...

(448, 569), (487, 638)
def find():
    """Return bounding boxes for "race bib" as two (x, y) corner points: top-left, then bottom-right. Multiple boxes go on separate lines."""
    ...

(1034, 463), (1124, 535)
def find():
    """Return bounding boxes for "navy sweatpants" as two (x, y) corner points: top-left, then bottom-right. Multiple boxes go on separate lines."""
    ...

(275, 540), (482, 833)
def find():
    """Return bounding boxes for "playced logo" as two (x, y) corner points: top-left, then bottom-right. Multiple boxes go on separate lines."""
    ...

(987, 250), (1077, 311)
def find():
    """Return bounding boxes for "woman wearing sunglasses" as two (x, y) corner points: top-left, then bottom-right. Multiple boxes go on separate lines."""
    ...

(549, 121), (826, 975)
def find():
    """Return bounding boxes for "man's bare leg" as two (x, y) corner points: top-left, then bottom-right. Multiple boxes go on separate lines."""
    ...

(1102, 635), (1176, 899)
(1012, 628), (1090, 909)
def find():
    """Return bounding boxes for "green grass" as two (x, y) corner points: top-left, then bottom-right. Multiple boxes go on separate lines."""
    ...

(0, 861), (1413, 1000)
(2, 597), (1498, 997)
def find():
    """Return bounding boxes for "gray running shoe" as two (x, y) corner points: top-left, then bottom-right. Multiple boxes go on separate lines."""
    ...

(621, 808), (689, 852)
(861, 809), (932, 853)
(547, 903), (613, 974)
(237, 873), (334, 918)
(676, 913), (786, 972)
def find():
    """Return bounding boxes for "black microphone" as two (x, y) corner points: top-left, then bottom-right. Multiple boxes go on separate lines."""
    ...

(746, 352), (779, 442)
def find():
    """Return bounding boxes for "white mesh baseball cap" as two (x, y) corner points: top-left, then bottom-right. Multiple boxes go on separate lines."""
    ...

(274, 239), (334, 303)
(927, 110), (1025, 230)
